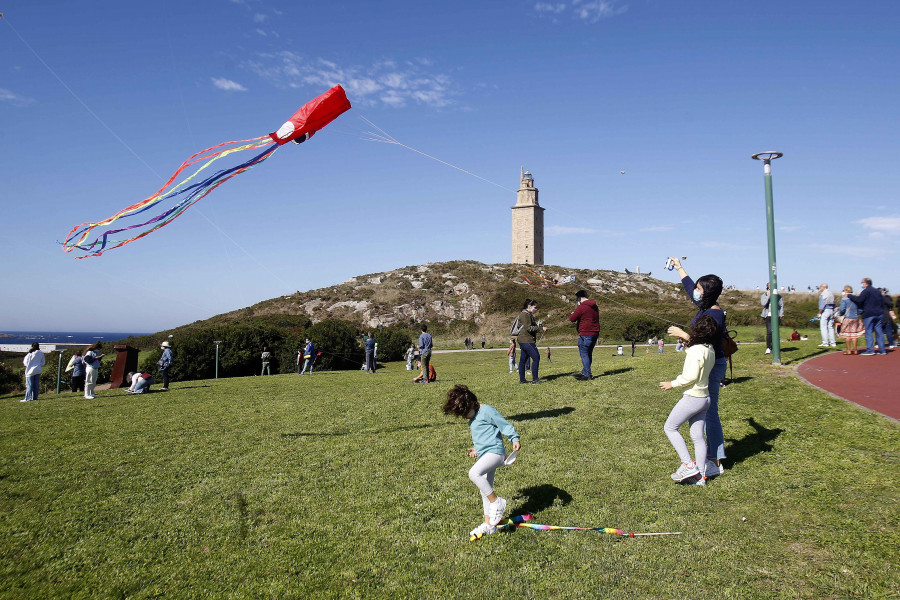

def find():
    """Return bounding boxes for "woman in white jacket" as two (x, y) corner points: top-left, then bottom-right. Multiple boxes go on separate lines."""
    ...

(21, 343), (45, 402)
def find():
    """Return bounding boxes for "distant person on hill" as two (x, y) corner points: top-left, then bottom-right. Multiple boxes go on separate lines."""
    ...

(83, 342), (105, 399)
(127, 371), (154, 394)
(405, 344), (415, 370)
(260, 346), (272, 376)
(364, 333), (376, 374)
(659, 315), (719, 485)
(418, 325), (433, 384)
(413, 363), (437, 383)
(507, 338), (516, 373)
(817, 283), (837, 348)
(568, 290), (600, 381)
(790, 329), (801, 341)
(631, 340), (636, 357)
(760, 283), (784, 355)
(837, 285), (863, 355)
(617, 344), (624, 356)
(21, 342), (45, 402)
(515, 299), (547, 384)
(481, 334), (486, 349)
(666, 256), (727, 477)
(675, 339), (684, 352)
(300, 339), (316, 375)
(443, 384), (520, 541)
(158, 341), (173, 390)
(66, 350), (86, 393)
(296, 347), (304, 374)
(658, 338), (665, 354)
(848, 279), (887, 355)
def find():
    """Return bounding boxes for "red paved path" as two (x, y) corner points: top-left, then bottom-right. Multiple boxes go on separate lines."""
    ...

(796, 350), (900, 421)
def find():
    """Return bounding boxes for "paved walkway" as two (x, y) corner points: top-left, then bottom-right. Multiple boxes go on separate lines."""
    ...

(796, 349), (900, 421)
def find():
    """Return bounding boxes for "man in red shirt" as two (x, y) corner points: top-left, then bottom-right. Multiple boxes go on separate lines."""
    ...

(569, 290), (601, 381)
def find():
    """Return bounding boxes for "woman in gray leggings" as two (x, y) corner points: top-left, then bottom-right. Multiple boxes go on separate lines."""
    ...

(658, 316), (719, 486)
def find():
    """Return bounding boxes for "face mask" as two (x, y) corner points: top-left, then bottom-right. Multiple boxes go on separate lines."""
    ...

(693, 290), (702, 302)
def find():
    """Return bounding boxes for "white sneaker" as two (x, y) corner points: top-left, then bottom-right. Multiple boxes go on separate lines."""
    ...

(671, 462), (700, 481)
(469, 522), (498, 541)
(693, 476), (707, 486)
(19, 399), (30, 403)
(765, 348), (771, 354)
(817, 343), (829, 347)
(487, 497), (507, 526)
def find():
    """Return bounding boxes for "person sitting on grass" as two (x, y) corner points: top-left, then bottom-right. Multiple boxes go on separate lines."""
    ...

(443, 384), (520, 541)
(413, 363), (437, 383)
(658, 315), (719, 486)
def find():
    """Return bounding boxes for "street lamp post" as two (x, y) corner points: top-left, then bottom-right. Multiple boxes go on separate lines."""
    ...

(213, 341), (223, 378)
(752, 151), (783, 365)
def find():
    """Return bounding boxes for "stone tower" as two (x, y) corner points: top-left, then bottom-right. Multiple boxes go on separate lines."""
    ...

(511, 167), (544, 265)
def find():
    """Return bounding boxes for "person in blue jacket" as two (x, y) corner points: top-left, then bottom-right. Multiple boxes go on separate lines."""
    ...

(443, 384), (520, 541)
(848, 278), (887, 355)
(300, 338), (316, 375)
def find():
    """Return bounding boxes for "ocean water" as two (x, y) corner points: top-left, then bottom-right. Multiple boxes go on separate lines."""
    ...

(0, 331), (150, 346)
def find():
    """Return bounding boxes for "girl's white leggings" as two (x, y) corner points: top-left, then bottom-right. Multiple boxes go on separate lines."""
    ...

(468, 452), (505, 514)
(664, 393), (710, 471)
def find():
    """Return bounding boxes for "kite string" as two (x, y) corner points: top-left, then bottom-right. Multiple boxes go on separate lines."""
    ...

(355, 115), (517, 193)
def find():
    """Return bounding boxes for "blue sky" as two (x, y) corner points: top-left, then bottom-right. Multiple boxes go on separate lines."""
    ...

(2, 0), (898, 331)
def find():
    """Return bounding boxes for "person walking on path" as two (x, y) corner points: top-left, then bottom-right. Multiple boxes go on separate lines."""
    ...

(364, 333), (377, 373)
(418, 324), (433, 384)
(443, 384), (520, 541)
(507, 339), (516, 373)
(300, 339), (316, 375)
(837, 285), (864, 354)
(260, 346), (272, 376)
(760, 283), (784, 355)
(516, 299), (547, 384)
(158, 341), (173, 390)
(666, 257), (727, 476)
(658, 315), (718, 486)
(658, 338), (665, 354)
(21, 342), (45, 402)
(481, 334), (486, 349)
(880, 289), (897, 350)
(631, 340), (636, 357)
(568, 290), (600, 381)
(848, 279), (887, 355)
(84, 342), (105, 399)
(67, 350), (86, 393)
(817, 283), (837, 348)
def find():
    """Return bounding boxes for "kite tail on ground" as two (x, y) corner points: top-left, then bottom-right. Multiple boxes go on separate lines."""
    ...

(62, 136), (278, 258)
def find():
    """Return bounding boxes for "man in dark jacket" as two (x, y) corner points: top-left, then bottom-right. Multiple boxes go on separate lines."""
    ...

(848, 278), (886, 355)
(881, 289), (897, 349)
(569, 290), (601, 380)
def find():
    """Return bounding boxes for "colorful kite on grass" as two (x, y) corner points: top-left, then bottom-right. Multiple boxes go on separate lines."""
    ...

(472, 513), (682, 541)
(62, 85), (351, 258)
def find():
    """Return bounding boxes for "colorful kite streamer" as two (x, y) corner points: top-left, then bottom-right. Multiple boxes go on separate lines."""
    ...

(62, 85), (351, 258)
(496, 514), (682, 538)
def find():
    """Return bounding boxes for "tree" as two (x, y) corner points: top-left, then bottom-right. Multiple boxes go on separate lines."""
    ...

(621, 315), (667, 343)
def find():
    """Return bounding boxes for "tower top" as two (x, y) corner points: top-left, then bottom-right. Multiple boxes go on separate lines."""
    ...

(520, 167), (535, 190)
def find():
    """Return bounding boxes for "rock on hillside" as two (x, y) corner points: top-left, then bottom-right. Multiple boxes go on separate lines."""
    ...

(218, 261), (687, 329)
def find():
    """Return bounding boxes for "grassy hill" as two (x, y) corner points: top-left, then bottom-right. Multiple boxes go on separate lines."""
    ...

(121, 261), (820, 349)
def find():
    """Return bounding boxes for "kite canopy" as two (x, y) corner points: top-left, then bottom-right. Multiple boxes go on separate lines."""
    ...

(63, 85), (351, 258)
(269, 85), (351, 145)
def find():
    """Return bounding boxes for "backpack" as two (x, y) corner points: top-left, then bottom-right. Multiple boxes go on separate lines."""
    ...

(510, 316), (523, 337)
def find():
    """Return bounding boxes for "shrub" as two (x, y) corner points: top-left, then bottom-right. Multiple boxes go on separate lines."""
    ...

(374, 325), (414, 362)
(307, 320), (364, 371)
(620, 315), (667, 342)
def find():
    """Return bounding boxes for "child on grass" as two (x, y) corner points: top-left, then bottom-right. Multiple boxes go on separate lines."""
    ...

(443, 385), (521, 539)
(658, 315), (718, 486)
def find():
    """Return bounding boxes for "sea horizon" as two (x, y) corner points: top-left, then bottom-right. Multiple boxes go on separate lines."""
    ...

(0, 331), (152, 346)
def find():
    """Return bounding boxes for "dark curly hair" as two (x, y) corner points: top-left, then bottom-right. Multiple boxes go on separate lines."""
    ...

(687, 315), (719, 347)
(443, 384), (480, 417)
(695, 274), (723, 310)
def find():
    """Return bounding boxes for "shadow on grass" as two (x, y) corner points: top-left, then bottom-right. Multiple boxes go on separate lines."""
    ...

(597, 366), (634, 377)
(724, 376), (754, 385)
(724, 417), (784, 468)
(781, 348), (832, 365)
(282, 422), (455, 438)
(539, 372), (578, 382)
(507, 407), (575, 422)
(512, 484), (573, 516)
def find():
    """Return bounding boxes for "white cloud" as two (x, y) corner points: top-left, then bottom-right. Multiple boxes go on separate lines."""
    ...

(547, 225), (598, 235)
(246, 53), (456, 108)
(533, 0), (626, 22)
(856, 216), (900, 237)
(253, 13), (267, 23)
(807, 243), (886, 259)
(211, 77), (248, 92)
(639, 225), (673, 232)
(778, 225), (805, 232)
(0, 88), (34, 107)
(255, 28), (267, 36)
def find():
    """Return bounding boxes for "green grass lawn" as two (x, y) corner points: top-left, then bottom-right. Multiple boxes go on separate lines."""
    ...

(1, 339), (897, 599)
